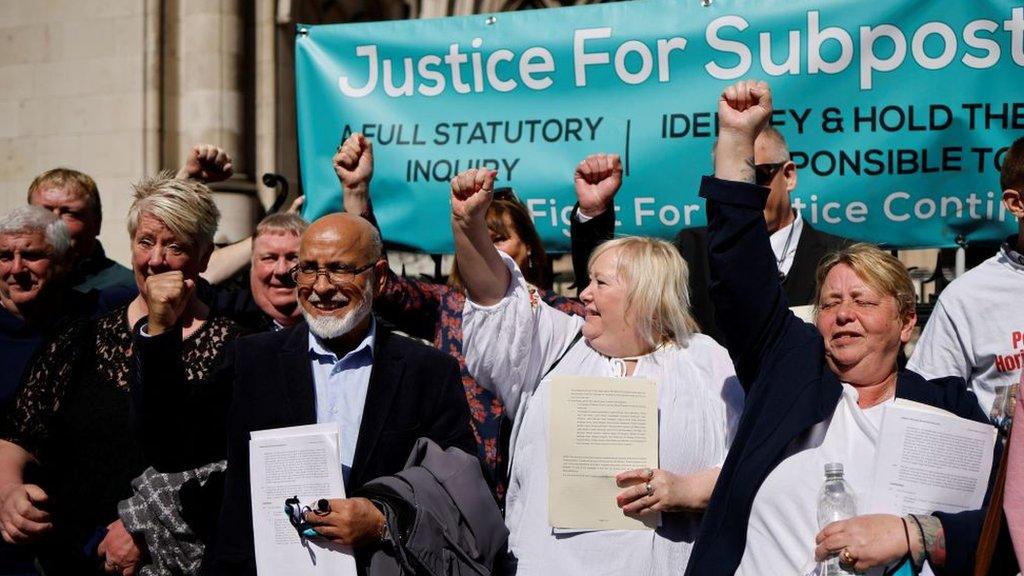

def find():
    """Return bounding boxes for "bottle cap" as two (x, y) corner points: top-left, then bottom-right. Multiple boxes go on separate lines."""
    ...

(824, 462), (844, 476)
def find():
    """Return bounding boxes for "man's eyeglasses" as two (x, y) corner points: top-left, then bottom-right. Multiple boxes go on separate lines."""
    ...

(290, 261), (375, 286)
(754, 162), (787, 186)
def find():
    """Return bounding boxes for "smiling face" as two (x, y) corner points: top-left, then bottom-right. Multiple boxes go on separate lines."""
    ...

(30, 184), (99, 256)
(250, 230), (301, 326)
(816, 263), (915, 385)
(296, 214), (386, 341)
(0, 230), (57, 308)
(130, 212), (210, 296)
(578, 248), (647, 358)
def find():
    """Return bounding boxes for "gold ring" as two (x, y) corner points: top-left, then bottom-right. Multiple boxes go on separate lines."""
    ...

(645, 482), (653, 496)
(646, 468), (655, 480)
(840, 548), (856, 566)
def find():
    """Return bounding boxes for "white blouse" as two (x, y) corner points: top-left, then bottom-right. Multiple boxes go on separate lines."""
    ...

(463, 254), (744, 575)
(737, 384), (888, 576)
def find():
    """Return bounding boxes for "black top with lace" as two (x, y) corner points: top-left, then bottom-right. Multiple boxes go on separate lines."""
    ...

(0, 305), (240, 569)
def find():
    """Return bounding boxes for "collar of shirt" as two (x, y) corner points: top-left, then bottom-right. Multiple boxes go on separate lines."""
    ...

(307, 317), (377, 366)
(769, 209), (804, 277)
(1001, 236), (1024, 268)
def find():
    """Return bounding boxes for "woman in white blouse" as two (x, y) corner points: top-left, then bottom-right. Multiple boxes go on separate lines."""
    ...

(451, 168), (744, 575)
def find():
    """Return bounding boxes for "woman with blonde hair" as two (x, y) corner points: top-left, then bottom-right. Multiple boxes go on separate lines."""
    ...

(685, 79), (995, 576)
(452, 167), (743, 574)
(0, 174), (242, 576)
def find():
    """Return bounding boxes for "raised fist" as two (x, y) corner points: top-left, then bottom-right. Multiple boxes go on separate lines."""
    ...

(450, 169), (497, 225)
(717, 79), (772, 141)
(574, 153), (622, 217)
(143, 271), (195, 335)
(178, 144), (234, 183)
(333, 133), (374, 194)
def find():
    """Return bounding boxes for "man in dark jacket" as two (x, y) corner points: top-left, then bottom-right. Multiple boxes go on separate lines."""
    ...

(674, 126), (849, 342)
(132, 213), (477, 575)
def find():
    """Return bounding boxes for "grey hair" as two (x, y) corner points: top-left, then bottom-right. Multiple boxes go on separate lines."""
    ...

(255, 212), (308, 240)
(127, 171), (220, 251)
(0, 205), (71, 259)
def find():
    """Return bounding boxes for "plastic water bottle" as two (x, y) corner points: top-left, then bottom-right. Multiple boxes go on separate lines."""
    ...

(817, 462), (857, 576)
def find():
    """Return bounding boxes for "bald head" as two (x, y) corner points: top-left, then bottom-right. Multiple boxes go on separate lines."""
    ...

(303, 213), (383, 263)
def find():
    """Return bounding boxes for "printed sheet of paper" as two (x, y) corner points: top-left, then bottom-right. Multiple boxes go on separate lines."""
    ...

(548, 375), (659, 530)
(867, 399), (997, 516)
(249, 423), (356, 576)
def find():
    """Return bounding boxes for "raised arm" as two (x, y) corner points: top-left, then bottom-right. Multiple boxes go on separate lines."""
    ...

(570, 153), (620, 296)
(451, 169), (510, 306)
(334, 132), (444, 337)
(702, 80), (809, 386)
(334, 133), (376, 221)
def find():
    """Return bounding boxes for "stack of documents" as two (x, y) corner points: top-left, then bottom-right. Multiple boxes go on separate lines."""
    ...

(249, 423), (356, 575)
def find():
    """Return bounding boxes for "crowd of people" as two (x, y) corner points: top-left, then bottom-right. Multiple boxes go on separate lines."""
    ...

(0, 79), (1021, 576)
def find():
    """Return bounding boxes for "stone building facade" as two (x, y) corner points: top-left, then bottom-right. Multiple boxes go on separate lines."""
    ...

(0, 0), (603, 265)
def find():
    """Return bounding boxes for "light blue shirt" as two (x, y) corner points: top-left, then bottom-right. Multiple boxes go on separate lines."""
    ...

(308, 319), (376, 486)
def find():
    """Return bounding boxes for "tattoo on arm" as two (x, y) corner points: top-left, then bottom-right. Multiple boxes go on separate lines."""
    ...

(738, 157), (756, 185)
(913, 514), (946, 568)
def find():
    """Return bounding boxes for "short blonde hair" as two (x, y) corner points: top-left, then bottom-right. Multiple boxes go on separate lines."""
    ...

(127, 172), (219, 251)
(588, 236), (699, 348)
(814, 243), (916, 319)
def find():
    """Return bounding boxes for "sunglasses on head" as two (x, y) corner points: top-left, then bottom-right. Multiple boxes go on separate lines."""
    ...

(493, 187), (520, 203)
(754, 162), (787, 186)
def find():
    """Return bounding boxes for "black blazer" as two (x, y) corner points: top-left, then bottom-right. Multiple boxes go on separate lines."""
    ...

(684, 176), (995, 576)
(131, 319), (476, 576)
(674, 219), (850, 343)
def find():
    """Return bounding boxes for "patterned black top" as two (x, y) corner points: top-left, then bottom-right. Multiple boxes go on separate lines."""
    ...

(0, 305), (240, 572)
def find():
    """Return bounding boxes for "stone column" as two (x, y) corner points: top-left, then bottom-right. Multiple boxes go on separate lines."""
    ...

(165, 0), (256, 243)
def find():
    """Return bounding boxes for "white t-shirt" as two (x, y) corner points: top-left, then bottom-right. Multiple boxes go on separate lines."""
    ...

(908, 247), (1024, 424)
(736, 385), (888, 576)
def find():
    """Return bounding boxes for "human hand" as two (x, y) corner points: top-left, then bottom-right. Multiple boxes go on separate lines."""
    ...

(450, 169), (497, 226)
(717, 79), (772, 141)
(0, 482), (51, 544)
(714, 79), (772, 182)
(302, 497), (385, 548)
(143, 271), (195, 336)
(574, 153), (622, 218)
(814, 514), (910, 572)
(615, 467), (714, 516)
(285, 194), (304, 214)
(333, 133), (374, 195)
(177, 144), (233, 183)
(98, 519), (145, 575)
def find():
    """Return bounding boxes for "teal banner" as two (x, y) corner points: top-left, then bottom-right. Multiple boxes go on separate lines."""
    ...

(296, 0), (1024, 252)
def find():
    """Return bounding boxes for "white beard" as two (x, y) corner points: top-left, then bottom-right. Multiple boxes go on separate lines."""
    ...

(302, 281), (373, 340)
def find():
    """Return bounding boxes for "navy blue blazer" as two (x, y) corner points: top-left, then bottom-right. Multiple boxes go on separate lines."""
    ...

(131, 319), (477, 576)
(684, 176), (995, 576)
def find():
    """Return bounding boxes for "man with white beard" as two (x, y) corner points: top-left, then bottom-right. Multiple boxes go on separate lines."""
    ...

(131, 213), (477, 575)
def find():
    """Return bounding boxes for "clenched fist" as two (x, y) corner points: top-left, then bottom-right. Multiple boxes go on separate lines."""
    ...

(574, 153), (622, 217)
(177, 144), (234, 183)
(333, 133), (374, 193)
(450, 169), (497, 226)
(143, 271), (195, 336)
